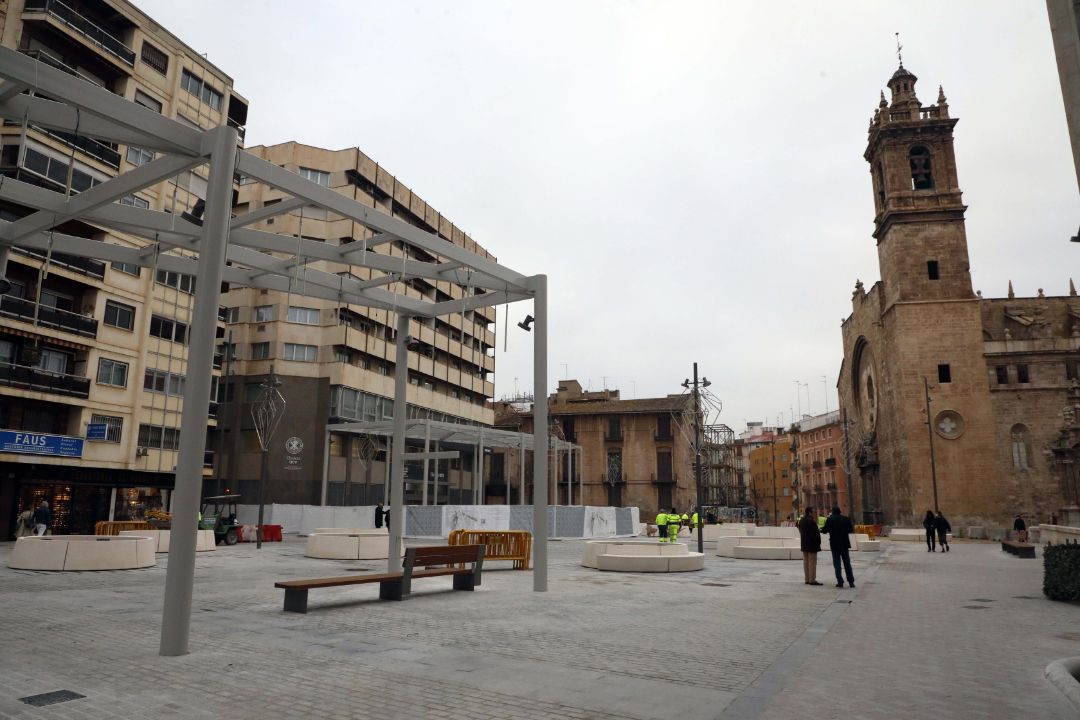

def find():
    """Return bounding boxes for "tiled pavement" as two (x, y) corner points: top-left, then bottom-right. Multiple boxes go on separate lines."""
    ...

(0, 535), (1073, 719)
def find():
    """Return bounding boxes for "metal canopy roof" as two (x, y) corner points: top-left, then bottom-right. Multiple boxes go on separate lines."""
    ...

(328, 419), (579, 453)
(0, 46), (551, 655)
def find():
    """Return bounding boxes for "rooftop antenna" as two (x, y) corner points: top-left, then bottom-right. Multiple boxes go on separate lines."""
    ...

(895, 32), (903, 67)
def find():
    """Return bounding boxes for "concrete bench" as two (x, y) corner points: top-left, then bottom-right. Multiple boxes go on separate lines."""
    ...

(582, 540), (688, 568)
(733, 545), (798, 560)
(275, 544), (484, 613)
(304, 531), (399, 560)
(1001, 540), (1036, 559)
(595, 552), (705, 572)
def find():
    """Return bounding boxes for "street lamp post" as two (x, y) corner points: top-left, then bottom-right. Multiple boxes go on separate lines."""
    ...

(252, 371), (285, 549)
(682, 364), (710, 554)
(923, 376), (940, 512)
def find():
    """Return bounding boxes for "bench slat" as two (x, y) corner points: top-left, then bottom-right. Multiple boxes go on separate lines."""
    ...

(275, 567), (468, 590)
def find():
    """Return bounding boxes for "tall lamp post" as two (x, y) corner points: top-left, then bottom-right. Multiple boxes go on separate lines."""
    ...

(923, 377), (940, 512)
(252, 371), (285, 549)
(681, 363), (710, 554)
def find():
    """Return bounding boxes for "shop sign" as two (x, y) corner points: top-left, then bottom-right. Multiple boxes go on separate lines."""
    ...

(284, 435), (303, 471)
(0, 430), (84, 457)
(86, 423), (108, 441)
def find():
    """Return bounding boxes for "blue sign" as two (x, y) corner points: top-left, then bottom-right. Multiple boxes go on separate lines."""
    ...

(86, 423), (108, 441)
(0, 430), (84, 458)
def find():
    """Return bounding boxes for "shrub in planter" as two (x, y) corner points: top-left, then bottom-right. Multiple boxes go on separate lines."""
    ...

(1043, 540), (1080, 602)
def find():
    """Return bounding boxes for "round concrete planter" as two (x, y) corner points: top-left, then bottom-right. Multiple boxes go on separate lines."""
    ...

(9, 535), (156, 571)
(118, 529), (216, 553)
(582, 540), (704, 572)
(304, 529), (401, 560)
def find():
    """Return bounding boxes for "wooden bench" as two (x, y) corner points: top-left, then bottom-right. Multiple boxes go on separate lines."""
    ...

(274, 544), (484, 613)
(1001, 540), (1036, 559)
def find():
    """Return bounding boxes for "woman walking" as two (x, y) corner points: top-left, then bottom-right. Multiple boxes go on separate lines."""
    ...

(935, 511), (951, 552)
(923, 510), (936, 552)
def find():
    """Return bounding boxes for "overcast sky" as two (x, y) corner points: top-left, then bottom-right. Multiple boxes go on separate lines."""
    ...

(140, 0), (1078, 432)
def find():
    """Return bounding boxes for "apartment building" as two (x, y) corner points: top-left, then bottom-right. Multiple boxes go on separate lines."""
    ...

(215, 142), (497, 507)
(0, 0), (248, 535)
(745, 424), (792, 525)
(792, 410), (849, 516)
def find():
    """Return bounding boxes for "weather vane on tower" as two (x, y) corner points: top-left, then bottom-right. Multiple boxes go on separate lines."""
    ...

(895, 32), (903, 66)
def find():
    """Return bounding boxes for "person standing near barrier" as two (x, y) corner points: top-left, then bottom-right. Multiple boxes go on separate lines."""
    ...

(668, 507), (680, 544)
(822, 506), (855, 588)
(655, 508), (669, 542)
(691, 510), (700, 535)
(935, 511), (951, 552)
(374, 502), (384, 529)
(798, 506), (822, 586)
(923, 510), (937, 552)
(1013, 514), (1027, 543)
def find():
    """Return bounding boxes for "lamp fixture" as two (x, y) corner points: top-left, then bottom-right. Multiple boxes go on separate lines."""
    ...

(517, 314), (534, 332)
(702, 378), (712, 388)
(404, 334), (421, 351)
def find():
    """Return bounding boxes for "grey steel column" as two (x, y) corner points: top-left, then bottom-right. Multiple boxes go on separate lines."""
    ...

(421, 421), (431, 506)
(320, 430), (331, 506)
(519, 437), (525, 505)
(160, 125), (238, 657)
(387, 313), (410, 572)
(568, 443), (573, 505)
(478, 429), (485, 506)
(532, 275), (548, 591)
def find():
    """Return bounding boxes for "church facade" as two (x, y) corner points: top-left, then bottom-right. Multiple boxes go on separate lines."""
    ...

(838, 63), (1080, 529)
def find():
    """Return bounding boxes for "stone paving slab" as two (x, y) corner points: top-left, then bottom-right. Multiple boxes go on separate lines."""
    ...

(0, 536), (1069, 719)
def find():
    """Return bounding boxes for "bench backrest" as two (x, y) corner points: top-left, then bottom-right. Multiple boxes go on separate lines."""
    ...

(407, 544), (483, 568)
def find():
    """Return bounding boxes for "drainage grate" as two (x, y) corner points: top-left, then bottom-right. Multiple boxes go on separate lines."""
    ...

(701, 582), (731, 587)
(1057, 632), (1080, 641)
(1012, 595), (1040, 600)
(962, 605), (990, 610)
(970, 598), (995, 603)
(19, 690), (86, 707)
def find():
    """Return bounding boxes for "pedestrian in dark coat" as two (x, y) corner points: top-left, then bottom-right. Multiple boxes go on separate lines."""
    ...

(31, 501), (52, 536)
(934, 511), (951, 552)
(798, 506), (822, 586)
(1013, 515), (1027, 543)
(923, 510), (937, 552)
(374, 502), (384, 529)
(821, 506), (855, 588)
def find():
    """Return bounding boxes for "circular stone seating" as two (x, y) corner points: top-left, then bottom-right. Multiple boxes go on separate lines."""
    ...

(582, 540), (705, 572)
(9, 535), (156, 571)
(305, 529), (401, 560)
(119, 529), (216, 553)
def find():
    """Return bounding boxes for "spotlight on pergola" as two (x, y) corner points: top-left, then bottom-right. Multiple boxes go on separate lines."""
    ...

(518, 314), (534, 331)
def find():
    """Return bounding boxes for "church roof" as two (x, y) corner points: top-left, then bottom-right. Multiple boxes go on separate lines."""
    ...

(891, 64), (916, 82)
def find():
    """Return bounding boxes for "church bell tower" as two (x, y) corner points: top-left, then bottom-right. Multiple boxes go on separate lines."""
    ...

(865, 63), (973, 310)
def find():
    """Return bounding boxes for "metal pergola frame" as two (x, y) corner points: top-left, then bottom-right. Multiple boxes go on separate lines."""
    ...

(324, 418), (582, 508)
(0, 48), (550, 656)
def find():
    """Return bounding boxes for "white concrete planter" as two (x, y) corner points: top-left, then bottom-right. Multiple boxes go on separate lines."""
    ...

(582, 540), (704, 572)
(118, 529), (216, 553)
(9, 535), (156, 571)
(304, 530), (402, 560)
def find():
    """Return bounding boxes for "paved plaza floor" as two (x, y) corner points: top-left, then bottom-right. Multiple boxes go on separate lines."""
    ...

(0, 535), (1075, 719)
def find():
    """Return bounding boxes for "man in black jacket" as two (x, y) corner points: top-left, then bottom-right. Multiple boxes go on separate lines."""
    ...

(821, 506), (855, 588)
(798, 506), (823, 586)
(374, 503), (384, 529)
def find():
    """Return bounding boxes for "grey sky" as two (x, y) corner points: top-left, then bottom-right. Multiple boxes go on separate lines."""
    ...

(139, 0), (1078, 431)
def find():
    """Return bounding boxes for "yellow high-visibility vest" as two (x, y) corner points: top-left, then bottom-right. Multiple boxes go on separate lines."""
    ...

(656, 512), (668, 524)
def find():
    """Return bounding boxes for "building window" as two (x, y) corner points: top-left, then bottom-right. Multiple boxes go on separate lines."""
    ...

(656, 451), (672, 482)
(287, 306), (320, 325)
(150, 315), (188, 344)
(111, 260), (140, 276)
(223, 307), (240, 324)
(927, 260), (940, 280)
(299, 167), (330, 186)
(283, 343), (317, 362)
(909, 146), (934, 190)
(937, 364), (951, 383)
(134, 89), (163, 113)
(104, 301), (135, 331)
(607, 451), (623, 484)
(251, 342), (270, 360)
(254, 305), (274, 323)
(144, 368), (186, 397)
(126, 146), (154, 166)
(1016, 364), (1030, 384)
(607, 416), (621, 441)
(1068, 361), (1079, 381)
(90, 414), (123, 443)
(96, 358), (129, 387)
(180, 69), (223, 111)
(218, 342), (236, 362)
(1010, 424), (1031, 469)
(120, 194), (150, 209)
(155, 269), (195, 293)
(138, 423), (181, 451)
(995, 365), (1009, 385)
(140, 42), (168, 75)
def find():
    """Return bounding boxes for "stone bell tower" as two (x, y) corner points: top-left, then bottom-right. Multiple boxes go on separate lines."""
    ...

(848, 62), (1004, 526)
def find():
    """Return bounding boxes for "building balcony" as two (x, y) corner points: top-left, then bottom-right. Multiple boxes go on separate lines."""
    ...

(208, 401), (219, 419)
(654, 429), (673, 441)
(18, 47), (106, 88)
(824, 457), (837, 467)
(22, 0), (135, 67)
(32, 124), (120, 168)
(651, 473), (676, 485)
(0, 361), (90, 398)
(604, 430), (623, 443)
(203, 450), (215, 469)
(812, 460), (823, 469)
(8, 245), (105, 281)
(0, 294), (98, 337)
